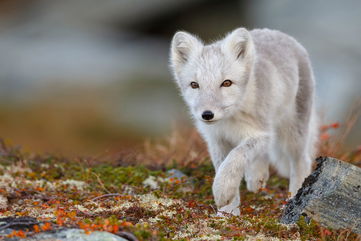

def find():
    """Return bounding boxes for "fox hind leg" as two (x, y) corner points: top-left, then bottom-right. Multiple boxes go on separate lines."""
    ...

(245, 153), (270, 193)
(288, 57), (317, 195)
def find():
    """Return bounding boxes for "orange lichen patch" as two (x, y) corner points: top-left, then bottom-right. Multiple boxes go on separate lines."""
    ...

(112, 225), (119, 233)
(41, 222), (52, 231)
(33, 224), (40, 233)
(120, 221), (133, 227)
(6, 230), (27, 238)
(168, 177), (181, 184)
(15, 211), (27, 216)
(17, 230), (26, 238)
(77, 219), (125, 234)
(56, 216), (64, 226)
(35, 187), (45, 192)
(41, 203), (50, 209)
(242, 206), (255, 214)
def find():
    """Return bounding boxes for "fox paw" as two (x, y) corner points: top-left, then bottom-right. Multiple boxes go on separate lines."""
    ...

(217, 204), (240, 216)
(212, 171), (239, 208)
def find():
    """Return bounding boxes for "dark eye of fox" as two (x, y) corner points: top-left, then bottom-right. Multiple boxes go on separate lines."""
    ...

(221, 80), (232, 87)
(190, 82), (199, 89)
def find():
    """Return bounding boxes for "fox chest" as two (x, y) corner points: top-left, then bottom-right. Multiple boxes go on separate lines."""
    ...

(200, 120), (262, 147)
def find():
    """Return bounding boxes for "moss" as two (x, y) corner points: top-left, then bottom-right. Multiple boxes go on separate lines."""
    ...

(133, 228), (152, 239)
(267, 176), (289, 190)
(88, 165), (162, 192)
(297, 216), (321, 240)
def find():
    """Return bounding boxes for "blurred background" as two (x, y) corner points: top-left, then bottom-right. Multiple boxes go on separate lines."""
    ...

(0, 0), (360, 157)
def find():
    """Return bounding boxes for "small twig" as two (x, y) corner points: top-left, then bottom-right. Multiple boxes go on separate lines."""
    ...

(0, 221), (37, 230)
(0, 217), (40, 231)
(337, 230), (347, 241)
(91, 193), (123, 201)
(91, 172), (111, 194)
(76, 209), (95, 218)
(209, 204), (217, 215)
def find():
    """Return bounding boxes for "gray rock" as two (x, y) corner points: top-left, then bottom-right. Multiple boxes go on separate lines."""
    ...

(281, 157), (361, 234)
(166, 169), (187, 180)
(4, 228), (128, 241)
(166, 169), (195, 192)
(0, 228), (14, 237)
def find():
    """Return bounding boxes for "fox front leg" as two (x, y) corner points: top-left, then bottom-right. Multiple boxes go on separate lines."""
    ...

(206, 138), (233, 172)
(212, 136), (268, 208)
(206, 137), (240, 215)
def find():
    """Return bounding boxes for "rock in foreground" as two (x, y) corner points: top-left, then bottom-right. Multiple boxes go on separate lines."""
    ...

(4, 228), (128, 241)
(280, 156), (361, 234)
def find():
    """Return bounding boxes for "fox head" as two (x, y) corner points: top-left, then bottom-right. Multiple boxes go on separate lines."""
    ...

(169, 28), (255, 124)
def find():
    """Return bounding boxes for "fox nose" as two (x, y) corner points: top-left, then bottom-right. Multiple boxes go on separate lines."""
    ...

(202, 110), (214, 121)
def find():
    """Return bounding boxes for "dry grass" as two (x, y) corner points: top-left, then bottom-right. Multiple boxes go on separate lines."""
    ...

(318, 99), (361, 164)
(135, 127), (209, 168)
(115, 101), (361, 170)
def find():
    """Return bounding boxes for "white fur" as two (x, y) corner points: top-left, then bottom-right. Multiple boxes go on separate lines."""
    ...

(169, 28), (318, 215)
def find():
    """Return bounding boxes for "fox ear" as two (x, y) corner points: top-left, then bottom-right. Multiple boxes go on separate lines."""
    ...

(170, 31), (203, 72)
(222, 28), (254, 60)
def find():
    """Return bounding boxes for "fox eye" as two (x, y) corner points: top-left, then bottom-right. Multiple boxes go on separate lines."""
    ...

(221, 79), (232, 87)
(190, 82), (199, 89)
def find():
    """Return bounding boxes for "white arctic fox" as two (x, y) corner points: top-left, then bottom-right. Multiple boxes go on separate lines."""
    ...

(169, 28), (318, 215)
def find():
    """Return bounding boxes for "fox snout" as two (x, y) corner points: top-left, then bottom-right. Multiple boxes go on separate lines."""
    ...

(197, 108), (225, 123)
(201, 110), (214, 121)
